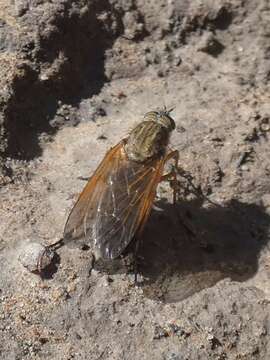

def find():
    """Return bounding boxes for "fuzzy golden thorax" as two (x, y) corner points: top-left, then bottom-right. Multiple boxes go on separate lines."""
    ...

(125, 111), (176, 163)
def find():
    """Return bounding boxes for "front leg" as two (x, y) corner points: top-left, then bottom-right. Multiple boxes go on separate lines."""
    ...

(161, 150), (196, 239)
(161, 150), (179, 204)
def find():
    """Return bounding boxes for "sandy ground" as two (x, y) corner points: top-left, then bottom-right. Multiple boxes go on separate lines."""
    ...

(0, 0), (270, 359)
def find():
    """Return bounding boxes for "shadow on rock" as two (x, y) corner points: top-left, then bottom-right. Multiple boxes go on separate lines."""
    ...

(96, 199), (270, 303)
(4, 2), (124, 160)
(40, 252), (61, 280)
(139, 199), (270, 302)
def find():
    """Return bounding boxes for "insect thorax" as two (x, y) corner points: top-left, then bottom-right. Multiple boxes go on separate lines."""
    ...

(125, 120), (171, 163)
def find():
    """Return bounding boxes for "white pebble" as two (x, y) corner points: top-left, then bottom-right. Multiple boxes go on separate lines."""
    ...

(18, 242), (54, 273)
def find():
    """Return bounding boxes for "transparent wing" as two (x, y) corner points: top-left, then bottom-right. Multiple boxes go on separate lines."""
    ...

(64, 141), (165, 259)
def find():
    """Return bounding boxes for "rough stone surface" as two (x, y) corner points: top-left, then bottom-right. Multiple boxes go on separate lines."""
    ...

(0, 0), (270, 359)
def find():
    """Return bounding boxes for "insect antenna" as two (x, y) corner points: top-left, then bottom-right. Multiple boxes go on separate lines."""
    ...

(158, 105), (175, 117)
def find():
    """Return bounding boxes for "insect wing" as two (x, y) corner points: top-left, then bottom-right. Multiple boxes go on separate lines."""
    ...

(64, 142), (123, 245)
(64, 142), (165, 259)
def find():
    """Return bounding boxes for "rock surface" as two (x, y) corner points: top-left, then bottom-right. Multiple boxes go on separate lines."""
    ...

(0, 0), (270, 359)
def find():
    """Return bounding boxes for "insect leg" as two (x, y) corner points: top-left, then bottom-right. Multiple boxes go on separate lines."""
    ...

(164, 149), (179, 167)
(133, 236), (142, 284)
(161, 150), (179, 204)
(162, 150), (197, 239)
(175, 167), (220, 207)
(46, 237), (64, 250)
(77, 176), (90, 181)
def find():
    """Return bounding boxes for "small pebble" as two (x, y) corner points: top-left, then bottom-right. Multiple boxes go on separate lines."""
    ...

(197, 32), (224, 56)
(19, 242), (54, 273)
(153, 325), (169, 339)
(241, 164), (249, 171)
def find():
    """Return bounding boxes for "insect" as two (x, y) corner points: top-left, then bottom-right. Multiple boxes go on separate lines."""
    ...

(63, 110), (179, 260)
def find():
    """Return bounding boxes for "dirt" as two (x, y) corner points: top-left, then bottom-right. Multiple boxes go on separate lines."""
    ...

(0, 0), (270, 359)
